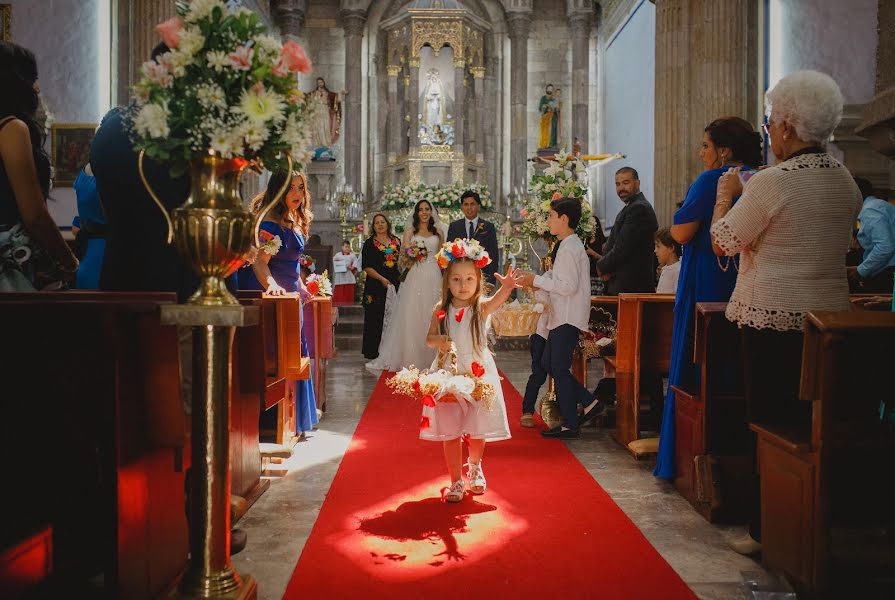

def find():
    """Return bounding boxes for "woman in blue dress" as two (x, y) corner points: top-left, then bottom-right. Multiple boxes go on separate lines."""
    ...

(241, 170), (319, 435)
(654, 117), (763, 479)
(73, 164), (107, 289)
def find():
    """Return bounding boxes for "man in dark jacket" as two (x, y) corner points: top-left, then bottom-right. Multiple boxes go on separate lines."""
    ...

(446, 190), (500, 284)
(596, 167), (658, 295)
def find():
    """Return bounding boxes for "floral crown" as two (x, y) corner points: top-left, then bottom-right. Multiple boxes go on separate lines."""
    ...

(435, 238), (492, 270)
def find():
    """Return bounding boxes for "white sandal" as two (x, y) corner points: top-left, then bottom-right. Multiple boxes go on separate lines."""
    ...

(445, 479), (465, 503)
(466, 460), (486, 495)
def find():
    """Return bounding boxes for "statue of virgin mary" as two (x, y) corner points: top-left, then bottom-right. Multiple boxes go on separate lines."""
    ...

(422, 69), (445, 128)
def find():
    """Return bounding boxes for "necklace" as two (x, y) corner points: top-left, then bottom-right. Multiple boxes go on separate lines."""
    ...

(717, 254), (739, 273)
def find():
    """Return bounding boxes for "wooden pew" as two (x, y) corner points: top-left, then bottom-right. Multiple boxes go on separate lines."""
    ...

(0, 292), (188, 599)
(303, 296), (334, 412)
(268, 294), (310, 446)
(672, 302), (751, 522)
(751, 311), (895, 596)
(611, 294), (676, 455)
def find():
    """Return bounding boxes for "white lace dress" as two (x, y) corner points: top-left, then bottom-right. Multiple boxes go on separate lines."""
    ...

(419, 303), (511, 442)
(366, 234), (442, 373)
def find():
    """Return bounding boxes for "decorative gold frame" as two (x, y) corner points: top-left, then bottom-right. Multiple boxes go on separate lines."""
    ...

(1, 4), (10, 41)
(51, 123), (98, 187)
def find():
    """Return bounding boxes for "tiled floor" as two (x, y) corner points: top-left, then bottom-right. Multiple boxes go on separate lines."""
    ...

(232, 351), (793, 600)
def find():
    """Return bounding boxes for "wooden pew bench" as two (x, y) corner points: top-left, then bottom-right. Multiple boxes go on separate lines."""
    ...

(751, 310), (895, 597)
(0, 291), (187, 599)
(303, 296), (334, 413)
(611, 294), (676, 457)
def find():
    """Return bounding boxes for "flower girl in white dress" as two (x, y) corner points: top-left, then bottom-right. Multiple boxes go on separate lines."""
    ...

(422, 239), (523, 502)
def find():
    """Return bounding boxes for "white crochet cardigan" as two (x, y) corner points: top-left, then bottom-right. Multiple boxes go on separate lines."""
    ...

(710, 152), (862, 332)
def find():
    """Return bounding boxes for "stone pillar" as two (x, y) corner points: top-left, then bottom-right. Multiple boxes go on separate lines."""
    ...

(453, 60), (466, 155)
(118, 0), (176, 105)
(653, 0), (757, 226)
(856, 0), (895, 176)
(471, 67), (486, 163)
(507, 12), (532, 194)
(341, 9), (366, 191)
(408, 59), (421, 153)
(386, 65), (401, 164)
(484, 53), (500, 200)
(272, 0), (306, 39)
(569, 11), (591, 154)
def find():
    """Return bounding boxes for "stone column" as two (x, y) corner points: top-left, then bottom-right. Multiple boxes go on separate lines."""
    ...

(408, 58), (421, 153)
(118, 0), (176, 105)
(386, 65), (401, 164)
(471, 67), (486, 163)
(484, 53), (500, 200)
(569, 11), (591, 154)
(653, 0), (757, 226)
(507, 12), (532, 194)
(856, 0), (895, 172)
(341, 9), (366, 191)
(453, 59), (466, 155)
(272, 0), (306, 39)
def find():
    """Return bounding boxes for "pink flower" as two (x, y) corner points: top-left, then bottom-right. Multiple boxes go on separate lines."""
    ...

(272, 58), (289, 78)
(227, 45), (254, 71)
(280, 40), (312, 74)
(156, 16), (183, 49)
(552, 192), (562, 200)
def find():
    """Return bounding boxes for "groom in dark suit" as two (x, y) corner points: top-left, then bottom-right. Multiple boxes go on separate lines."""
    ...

(447, 190), (500, 284)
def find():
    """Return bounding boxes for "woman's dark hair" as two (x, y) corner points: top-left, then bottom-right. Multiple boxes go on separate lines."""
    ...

(655, 227), (682, 257)
(704, 116), (763, 168)
(412, 199), (439, 239)
(368, 212), (394, 239)
(550, 197), (582, 229)
(0, 41), (50, 196)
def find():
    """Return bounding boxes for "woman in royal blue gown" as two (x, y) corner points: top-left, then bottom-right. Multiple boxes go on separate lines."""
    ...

(240, 170), (319, 434)
(654, 117), (763, 479)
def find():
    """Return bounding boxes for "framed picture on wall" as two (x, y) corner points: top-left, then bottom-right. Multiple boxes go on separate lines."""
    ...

(51, 124), (97, 187)
(1, 4), (10, 41)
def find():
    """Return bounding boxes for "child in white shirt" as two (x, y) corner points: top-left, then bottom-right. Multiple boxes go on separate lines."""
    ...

(333, 241), (359, 304)
(654, 228), (681, 294)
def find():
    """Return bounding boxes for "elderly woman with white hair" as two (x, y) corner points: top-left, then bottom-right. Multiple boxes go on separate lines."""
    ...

(709, 70), (863, 555)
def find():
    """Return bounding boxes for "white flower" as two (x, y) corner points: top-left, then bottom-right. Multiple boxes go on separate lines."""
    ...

(164, 49), (194, 77)
(544, 163), (562, 178)
(134, 101), (170, 139)
(259, 234), (282, 255)
(195, 83), (226, 109)
(253, 34), (282, 58)
(238, 120), (270, 151)
(239, 83), (285, 124)
(209, 126), (239, 157)
(185, 0), (225, 23)
(533, 303), (545, 313)
(177, 27), (206, 58)
(206, 50), (228, 72)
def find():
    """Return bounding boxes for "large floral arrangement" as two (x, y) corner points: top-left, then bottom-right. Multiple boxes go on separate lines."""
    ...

(381, 181), (492, 213)
(128, 0), (315, 176)
(520, 149), (594, 242)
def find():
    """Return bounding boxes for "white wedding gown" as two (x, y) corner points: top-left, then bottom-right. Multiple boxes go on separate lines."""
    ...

(366, 233), (443, 373)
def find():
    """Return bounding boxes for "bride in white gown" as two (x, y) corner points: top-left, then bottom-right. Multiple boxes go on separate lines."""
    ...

(366, 199), (446, 373)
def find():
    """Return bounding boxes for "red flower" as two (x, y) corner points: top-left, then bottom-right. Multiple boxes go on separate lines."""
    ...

(259, 229), (274, 242)
(419, 416), (431, 430)
(412, 380), (421, 393)
(474, 256), (490, 269)
(471, 362), (485, 377)
(552, 192), (562, 201)
(306, 280), (320, 296)
(451, 242), (465, 257)
(436, 309), (447, 320)
(421, 395), (436, 407)
(455, 307), (465, 322)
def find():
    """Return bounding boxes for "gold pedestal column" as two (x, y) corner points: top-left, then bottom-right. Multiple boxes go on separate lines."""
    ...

(162, 305), (259, 600)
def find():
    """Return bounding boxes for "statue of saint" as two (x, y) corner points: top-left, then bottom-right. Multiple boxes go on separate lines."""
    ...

(423, 68), (445, 128)
(538, 83), (559, 149)
(309, 77), (343, 155)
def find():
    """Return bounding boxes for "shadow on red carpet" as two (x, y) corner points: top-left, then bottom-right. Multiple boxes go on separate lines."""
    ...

(283, 371), (696, 599)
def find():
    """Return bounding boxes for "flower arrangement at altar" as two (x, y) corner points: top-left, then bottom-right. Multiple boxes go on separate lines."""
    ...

(387, 363), (497, 429)
(299, 253), (316, 273)
(520, 149), (594, 242)
(305, 270), (332, 297)
(127, 0), (316, 176)
(435, 238), (492, 270)
(404, 239), (428, 264)
(381, 181), (493, 213)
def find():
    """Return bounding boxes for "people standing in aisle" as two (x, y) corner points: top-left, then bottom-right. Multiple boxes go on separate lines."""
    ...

(361, 213), (401, 360)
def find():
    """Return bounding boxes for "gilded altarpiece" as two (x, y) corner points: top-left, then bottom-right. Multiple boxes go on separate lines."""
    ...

(380, 3), (489, 189)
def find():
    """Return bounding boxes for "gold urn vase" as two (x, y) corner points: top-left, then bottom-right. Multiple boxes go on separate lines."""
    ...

(139, 152), (292, 306)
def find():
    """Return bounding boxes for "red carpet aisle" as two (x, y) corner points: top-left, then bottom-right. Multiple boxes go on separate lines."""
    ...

(284, 373), (697, 599)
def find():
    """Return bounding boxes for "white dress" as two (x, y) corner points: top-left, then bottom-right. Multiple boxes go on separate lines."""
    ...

(366, 234), (442, 373)
(420, 303), (511, 442)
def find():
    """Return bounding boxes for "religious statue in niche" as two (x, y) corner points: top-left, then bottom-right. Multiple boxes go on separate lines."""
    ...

(538, 83), (561, 150)
(308, 77), (344, 161)
(418, 68), (454, 146)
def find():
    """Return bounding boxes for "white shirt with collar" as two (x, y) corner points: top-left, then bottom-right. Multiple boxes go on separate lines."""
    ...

(465, 217), (479, 237)
(532, 234), (591, 332)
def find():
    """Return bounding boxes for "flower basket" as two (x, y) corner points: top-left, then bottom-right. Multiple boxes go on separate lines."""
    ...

(491, 300), (544, 337)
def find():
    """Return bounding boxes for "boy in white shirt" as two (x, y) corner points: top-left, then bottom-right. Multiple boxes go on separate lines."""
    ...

(519, 198), (606, 439)
(654, 227), (681, 294)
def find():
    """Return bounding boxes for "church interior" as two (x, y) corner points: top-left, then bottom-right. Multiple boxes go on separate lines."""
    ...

(1, 1), (894, 599)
